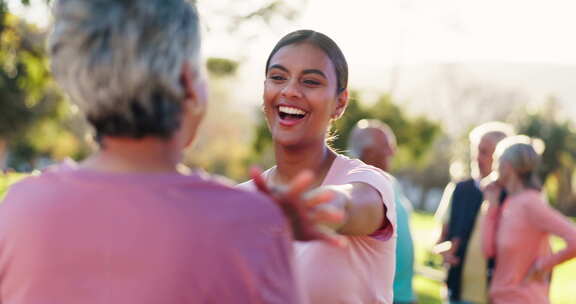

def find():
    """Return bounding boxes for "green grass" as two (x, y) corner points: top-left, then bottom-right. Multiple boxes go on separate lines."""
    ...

(412, 212), (444, 304)
(1, 175), (574, 302)
(411, 211), (576, 304)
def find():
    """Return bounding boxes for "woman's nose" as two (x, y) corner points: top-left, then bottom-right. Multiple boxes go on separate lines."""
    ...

(281, 79), (303, 99)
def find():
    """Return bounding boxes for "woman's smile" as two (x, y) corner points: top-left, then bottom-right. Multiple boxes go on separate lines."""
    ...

(277, 104), (309, 127)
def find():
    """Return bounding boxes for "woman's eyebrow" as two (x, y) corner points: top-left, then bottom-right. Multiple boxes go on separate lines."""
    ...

(268, 64), (289, 73)
(268, 65), (327, 80)
(302, 69), (327, 79)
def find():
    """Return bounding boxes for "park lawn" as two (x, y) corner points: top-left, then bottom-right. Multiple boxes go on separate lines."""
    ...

(411, 211), (576, 304)
(1, 175), (574, 303)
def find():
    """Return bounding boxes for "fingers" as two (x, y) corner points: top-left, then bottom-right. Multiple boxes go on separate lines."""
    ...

(310, 205), (345, 224)
(432, 241), (452, 254)
(249, 168), (348, 247)
(286, 170), (315, 200)
(524, 269), (538, 283)
(451, 238), (461, 251)
(448, 256), (461, 266)
(304, 190), (334, 208)
(250, 167), (270, 195)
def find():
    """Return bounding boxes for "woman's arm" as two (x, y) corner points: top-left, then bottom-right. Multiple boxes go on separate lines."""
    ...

(525, 197), (576, 273)
(481, 181), (502, 259)
(320, 182), (386, 236)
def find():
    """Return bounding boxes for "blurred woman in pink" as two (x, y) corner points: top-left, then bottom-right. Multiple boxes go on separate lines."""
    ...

(0, 1), (308, 302)
(482, 136), (576, 304)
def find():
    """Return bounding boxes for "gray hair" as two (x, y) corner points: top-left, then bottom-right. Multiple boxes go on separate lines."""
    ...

(49, 0), (201, 139)
(495, 135), (545, 190)
(348, 119), (395, 158)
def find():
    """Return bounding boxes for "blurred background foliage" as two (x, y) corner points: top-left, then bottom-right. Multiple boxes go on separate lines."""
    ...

(1, 1), (576, 303)
(0, 0), (575, 214)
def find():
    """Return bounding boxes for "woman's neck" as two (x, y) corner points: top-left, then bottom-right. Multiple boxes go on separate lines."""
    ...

(505, 178), (527, 197)
(272, 141), (336, 187)
(81, 137), (182, 173)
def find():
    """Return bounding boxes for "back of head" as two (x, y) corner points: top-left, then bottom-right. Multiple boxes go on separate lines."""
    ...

(469, 121), (515, 147)
(49, 0), (201, 140)
(348, 119), (395, 159)
(495, 135), (545, 190)
(469, 121), (515, 146)
(469, 121), (515, 179)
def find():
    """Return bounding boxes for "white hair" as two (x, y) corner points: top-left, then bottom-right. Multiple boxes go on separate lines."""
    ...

(348, 119), (395, 158)
(469, 121), (515, 146)
(49, 0), (201, 138)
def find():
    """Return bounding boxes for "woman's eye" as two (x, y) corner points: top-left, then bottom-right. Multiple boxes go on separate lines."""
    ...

(303, 79), (321, 86)
(269, 75), (286, 81)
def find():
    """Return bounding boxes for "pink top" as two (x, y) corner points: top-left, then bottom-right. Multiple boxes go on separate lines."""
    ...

(242, 154), (396, 304)
(482, 189), (576, 304)
(0, 161), (298, 304)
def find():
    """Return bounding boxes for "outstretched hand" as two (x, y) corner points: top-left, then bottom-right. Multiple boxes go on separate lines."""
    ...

(251, 167), (347, 247)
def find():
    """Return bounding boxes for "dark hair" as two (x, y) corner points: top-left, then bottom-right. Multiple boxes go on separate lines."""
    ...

(265, 30), (348, 94)
(88, 90), (183, 141)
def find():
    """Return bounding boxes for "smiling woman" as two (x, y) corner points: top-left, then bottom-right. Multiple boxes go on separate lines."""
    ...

(262, 31), (348, 148)
(242, 30), (397, 303)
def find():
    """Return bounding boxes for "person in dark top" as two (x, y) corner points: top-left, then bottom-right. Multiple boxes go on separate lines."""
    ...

(435, 122), (514, 304)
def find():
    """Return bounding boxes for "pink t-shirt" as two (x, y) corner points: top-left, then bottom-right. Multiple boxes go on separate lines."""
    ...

(242, 154), (397, 304)
(0, 161), (298, 304)
(482, 190), (576, 304)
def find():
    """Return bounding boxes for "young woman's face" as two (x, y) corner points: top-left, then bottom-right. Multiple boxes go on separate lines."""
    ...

(263, 42), (347, 148)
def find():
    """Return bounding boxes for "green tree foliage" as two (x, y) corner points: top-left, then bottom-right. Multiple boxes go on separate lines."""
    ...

(0, 13), (85, 170)
(206, 57), (239, 77)
(0, 13), (49, 140)
(332, 93), (441, 165)
(183, 56), (253, 181)
(517, 102), (576, 215)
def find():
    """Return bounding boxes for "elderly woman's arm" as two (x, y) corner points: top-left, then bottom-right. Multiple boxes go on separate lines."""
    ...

(526, 198), (576, 273)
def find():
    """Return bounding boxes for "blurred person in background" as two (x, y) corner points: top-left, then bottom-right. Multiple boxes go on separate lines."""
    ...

(0, 0), (315, 302)
(242, 30), (397, 303)
(482, 136), (576, 304)
(435, 122), (514, 304)
(349, 119), (417, 304)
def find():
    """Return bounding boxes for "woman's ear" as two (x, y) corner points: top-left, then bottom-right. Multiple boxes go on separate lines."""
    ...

(178, 61), (207, 148)
(181, 62), (207, 115)
(332, 89), (349, 120)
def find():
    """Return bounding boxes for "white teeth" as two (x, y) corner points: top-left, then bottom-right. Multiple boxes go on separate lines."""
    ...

(278, 106), (307, 116)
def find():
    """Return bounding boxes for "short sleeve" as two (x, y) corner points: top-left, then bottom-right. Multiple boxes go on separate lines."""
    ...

(341, 165), (396, 240)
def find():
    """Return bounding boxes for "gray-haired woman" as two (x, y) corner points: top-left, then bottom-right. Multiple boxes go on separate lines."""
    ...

(0, 0), (310, 302)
